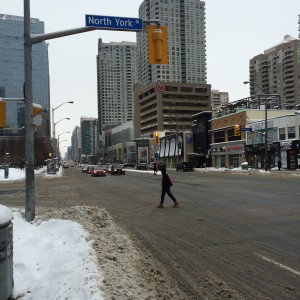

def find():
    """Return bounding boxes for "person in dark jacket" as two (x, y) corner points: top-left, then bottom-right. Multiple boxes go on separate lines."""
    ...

(157, 168), (179, 208)
(278, 160), (282, 171)
(153, 162), (158, 175)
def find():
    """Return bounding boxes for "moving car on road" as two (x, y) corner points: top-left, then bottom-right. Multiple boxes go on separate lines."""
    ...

(91, 166), (107, 177)
(81, 164), (88, 173)
(111, 164), (125, 175)
(86, 165), (97, 174)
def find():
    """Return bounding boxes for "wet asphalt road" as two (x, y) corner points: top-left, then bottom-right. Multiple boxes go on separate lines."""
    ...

(1, 168), (299, 299)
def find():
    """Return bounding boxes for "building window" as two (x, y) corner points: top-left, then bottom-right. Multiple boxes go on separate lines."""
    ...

(195, 87), (207, 93)
(214, 130), (225, 143)
(165, 85), (178, 91)
(180, 87), (193, 92)
(287, 126), (295, 139)
(279, 128), (285, 140)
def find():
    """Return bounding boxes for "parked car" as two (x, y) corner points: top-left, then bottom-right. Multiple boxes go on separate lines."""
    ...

(135, 163), (153, 170)
(91, 166), (107, 177)
(123, 162), (135, 168)
(111, 164), (125, 175)
(176, 161), (194, 172)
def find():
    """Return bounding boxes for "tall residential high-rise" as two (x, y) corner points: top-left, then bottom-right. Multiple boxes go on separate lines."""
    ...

(0, 13), (50, 136)
(249, 35), (300, 105)
(137, 0), (207, 84)
(96, 39), (137, 133)
(71, 126), (81, 162)
(80, 117), (99, 158)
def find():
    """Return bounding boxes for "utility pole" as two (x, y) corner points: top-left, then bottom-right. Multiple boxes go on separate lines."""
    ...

(24, 0), (35, 221)
(264, 100), (268, 171)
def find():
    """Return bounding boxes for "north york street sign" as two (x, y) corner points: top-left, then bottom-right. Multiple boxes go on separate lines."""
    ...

(241, 128), (253, 132)
(85, 15), (143, 31)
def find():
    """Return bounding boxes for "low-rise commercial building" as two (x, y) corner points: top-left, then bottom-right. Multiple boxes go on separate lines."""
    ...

(210, 102), (294, 169)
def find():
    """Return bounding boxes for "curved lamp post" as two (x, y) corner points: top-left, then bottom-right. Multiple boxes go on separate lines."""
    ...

(54, 117), (70, 127)
(54, 118), (70, 156)
(52, 101), (74, 138)
(57, 131), (69, 155)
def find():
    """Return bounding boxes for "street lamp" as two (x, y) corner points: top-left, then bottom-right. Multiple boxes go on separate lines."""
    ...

(53, 118), (70, 157)
(54, 117), (70, 127)
(57, 131), (69, 155)
(58, 131), (69, 143)
(244, 81), (269, 170)
(58, 139), (68, 159)
(243, 81), (279, 171)
(52, 101), (74, 138)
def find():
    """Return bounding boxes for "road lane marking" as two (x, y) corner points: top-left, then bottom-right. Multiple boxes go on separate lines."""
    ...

(255, 253), (300, 276)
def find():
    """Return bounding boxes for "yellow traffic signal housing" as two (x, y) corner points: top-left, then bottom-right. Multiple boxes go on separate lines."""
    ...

(33, 103), (42, 116)
(234, 125), (241, 136)
(154, 132), (160, 144)
(0, 100), (6, 128)
(32, 103), (43, 128)
(147, 25), (168, 65)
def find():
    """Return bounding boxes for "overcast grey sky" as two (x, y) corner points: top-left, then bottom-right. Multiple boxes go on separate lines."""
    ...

(1, 0), (299, 153)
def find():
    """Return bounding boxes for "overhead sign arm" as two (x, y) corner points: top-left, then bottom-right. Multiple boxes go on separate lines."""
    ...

(30, 27), (98, 44)
(30, 17), (162, 45)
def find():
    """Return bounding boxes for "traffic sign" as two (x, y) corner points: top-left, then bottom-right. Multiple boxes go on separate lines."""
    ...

(241, 128), (252, 132)
(85, 15), (143, 31)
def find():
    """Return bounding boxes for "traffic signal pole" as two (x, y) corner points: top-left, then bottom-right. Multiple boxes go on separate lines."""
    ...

(24, 0), (98, 221)
(24, 0), (163, 221)
(24, 0), (35, 221)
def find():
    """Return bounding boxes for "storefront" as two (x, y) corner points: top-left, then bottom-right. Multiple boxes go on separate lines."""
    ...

(159, 133), (183, 167)
(211, 141), (245, 168)
(280, 141), (299, 170)
(245, 143), (280, 169)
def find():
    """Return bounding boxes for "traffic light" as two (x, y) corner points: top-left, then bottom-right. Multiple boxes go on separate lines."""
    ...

(6, 152), (10, 160)
(154, 132), (160, 144)
(32, 103), (43, 127)
(33, 103), (42, 116)
(234, 124), (241, 136)
(0, 100), (6, 128)
(147, 25), (168, 65)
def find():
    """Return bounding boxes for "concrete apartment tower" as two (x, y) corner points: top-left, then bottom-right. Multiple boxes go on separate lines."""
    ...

(134, 0), (210, 140)
(71, 126), (81, 163)
(96, 39), (137, 134)
(137, 0), (207, 84)
(249, 35), (300, 106)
